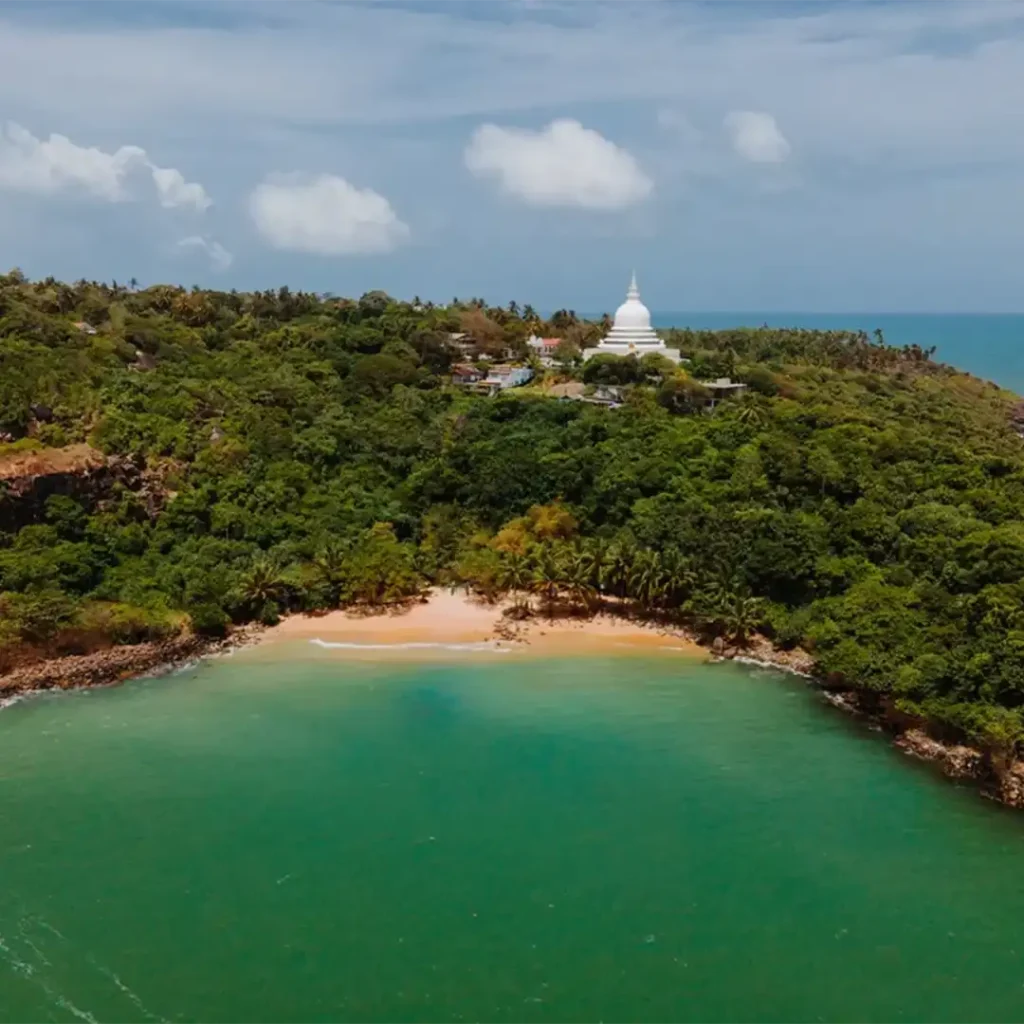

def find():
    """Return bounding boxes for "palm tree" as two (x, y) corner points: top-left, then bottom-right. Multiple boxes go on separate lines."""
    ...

(605, 542), (638, 600)
(736, 402), (766, 429)
(530, 544), (564, 618)
(628, 549), (665, 611)
(660, 550), (696, 611)
(717, 591), (765, 646)
(236, 554), (291, 619)
(581, 538), (613, 602)
(562, 546), (597, 613)
(311, 540), (350, 606)
(497, 550), (533, 614)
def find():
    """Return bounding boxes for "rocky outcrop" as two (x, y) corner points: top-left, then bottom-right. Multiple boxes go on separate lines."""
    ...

(993, 761), (1024, 808)
(894, 728), (987, 780)
(0, 444), (171, 529)
(714, 634), (816, 676)
(0, 626), (262, 699)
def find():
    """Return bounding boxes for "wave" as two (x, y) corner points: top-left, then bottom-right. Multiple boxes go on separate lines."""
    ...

(728, 654), (813, 678)
(309, 638), (511, 653)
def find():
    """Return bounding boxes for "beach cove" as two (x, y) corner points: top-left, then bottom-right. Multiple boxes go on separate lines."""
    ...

(4, 589), (1020, 811)
(6, 636), (1024, 1022)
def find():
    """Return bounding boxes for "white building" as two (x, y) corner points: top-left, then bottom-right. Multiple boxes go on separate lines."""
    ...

(583, 272), (680, 363)
(527, 334), (562, 367)
(485, 364), (534, 389)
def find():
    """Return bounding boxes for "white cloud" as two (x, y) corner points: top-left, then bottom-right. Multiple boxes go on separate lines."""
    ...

(0, 121), (146, 200)
(725, 111), (791, 164)
(178, 235), (233, 272)
(0, 120), (211, 209)
(152, 166), (211, 212)
(248, 173), (409, 255)
(464, 119), (652, 210)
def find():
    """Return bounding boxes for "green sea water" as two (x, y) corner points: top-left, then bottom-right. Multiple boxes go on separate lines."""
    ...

(4, 647), (1024, 1023)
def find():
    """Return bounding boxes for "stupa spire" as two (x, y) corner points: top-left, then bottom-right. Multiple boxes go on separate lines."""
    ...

(581, 268), (680, 363)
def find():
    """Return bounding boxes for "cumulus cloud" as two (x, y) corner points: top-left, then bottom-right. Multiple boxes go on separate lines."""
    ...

(0, 121), (210, 209)
(464, 118), (652, 210)
(151, 166), (212, 212)
(724, 111), (791, 164)
(0, 121), (145, 200)
(178, 235), (233, 271)
(248, 173), (409, 255)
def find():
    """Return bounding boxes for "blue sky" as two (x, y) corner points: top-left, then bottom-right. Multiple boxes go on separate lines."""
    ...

(2, 0), (1024, 311)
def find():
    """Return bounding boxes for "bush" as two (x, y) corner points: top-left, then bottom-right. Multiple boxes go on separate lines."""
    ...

(189, 602), (231, 638)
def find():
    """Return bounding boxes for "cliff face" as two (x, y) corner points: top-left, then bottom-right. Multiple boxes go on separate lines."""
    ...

(0, 444), (168, 530)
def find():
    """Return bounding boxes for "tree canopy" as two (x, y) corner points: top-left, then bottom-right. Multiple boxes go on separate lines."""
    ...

(2, 270), (1023, 749)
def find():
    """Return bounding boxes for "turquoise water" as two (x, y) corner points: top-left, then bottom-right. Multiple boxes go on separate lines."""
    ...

(648, 312), (1024, 394)
(4, 649), (1024, 1022)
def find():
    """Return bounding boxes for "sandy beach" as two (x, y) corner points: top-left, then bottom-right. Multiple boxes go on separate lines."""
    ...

(262, 588), (705, 660)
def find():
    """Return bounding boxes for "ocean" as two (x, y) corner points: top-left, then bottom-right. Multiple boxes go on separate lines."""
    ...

(4, 648), (1024, 1022)
(648, 313), (1024, 394)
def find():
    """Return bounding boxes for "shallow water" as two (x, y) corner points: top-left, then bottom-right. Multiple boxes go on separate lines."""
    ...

(3, 649), (1024, 1022)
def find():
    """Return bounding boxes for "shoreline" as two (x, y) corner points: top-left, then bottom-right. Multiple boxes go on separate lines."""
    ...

(0, 625), (265, 708)
(260, 589), (711, 659)
(3, 589), (1024, 811)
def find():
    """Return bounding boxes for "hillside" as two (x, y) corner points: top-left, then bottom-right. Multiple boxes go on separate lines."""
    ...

(2, 270), (1024, 754)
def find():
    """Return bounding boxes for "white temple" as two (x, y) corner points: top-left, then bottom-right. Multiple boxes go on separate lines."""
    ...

(583, 272), (680, 363)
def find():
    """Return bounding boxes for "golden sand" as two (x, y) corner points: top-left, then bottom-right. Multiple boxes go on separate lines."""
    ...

(260, 589), (704, 661)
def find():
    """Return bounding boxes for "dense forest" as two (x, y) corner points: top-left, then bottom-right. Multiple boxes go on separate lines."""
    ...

(2, 269), (1024, 750)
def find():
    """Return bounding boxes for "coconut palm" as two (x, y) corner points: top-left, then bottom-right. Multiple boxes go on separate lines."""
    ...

(605, 541), (638, 600)
(736, 401), (766, 428)
(236, 554), (291, 620)
(660, 549), (697, 611)
(717, 591), (765, 646)
(529, 544), (564, 618)
(628, 549), (665, 611)
(497, 550), (533, 614)
(311, 540), (350, 606)
(581, 538), (613, 600)
(562, 546), (597, 612)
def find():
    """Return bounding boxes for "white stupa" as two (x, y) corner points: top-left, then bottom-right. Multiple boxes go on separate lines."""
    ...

(583, 272), (680, 362)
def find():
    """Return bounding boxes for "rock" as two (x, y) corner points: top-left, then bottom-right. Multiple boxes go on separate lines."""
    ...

(711, 637), (725, 655)
(995, 762), (1024, 808)
(894, 729), (986, 780)
(29, 403), (54, 423)
(0, 444), (173, 531)
(0, 626), (264, 697)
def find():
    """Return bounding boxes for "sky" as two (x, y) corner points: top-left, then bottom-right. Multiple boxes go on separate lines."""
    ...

(2, 0), (1024, 312)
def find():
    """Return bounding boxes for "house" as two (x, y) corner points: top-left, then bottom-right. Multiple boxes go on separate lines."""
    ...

(447, 332), (478, 358)
(451, 363), (483, 385)
(72, 321), (98, 336)
(700, 377), (748, 410)
(527, 334), (562, 367)
(484, 364), (533, 389)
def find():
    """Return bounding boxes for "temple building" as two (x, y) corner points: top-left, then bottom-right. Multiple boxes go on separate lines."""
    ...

(584, 272), (681, 363)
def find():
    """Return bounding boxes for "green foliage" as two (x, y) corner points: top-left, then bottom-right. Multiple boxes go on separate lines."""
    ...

(3, 273), (1024, 748)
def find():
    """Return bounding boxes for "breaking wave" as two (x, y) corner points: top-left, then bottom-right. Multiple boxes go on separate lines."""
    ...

(309, 639), (511, 653)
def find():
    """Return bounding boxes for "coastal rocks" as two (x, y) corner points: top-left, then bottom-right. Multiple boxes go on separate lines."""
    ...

(0, 626), (263, 698)
(711, 634), (815, 676)
(993, 762), (1024, 808)
(894, 729), (986, 780)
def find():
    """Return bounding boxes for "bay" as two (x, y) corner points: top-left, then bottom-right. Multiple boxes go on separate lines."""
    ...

(3, 650), (1024, 1022)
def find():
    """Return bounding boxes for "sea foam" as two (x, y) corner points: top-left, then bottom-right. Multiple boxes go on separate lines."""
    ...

(309, 638), (511, 653)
